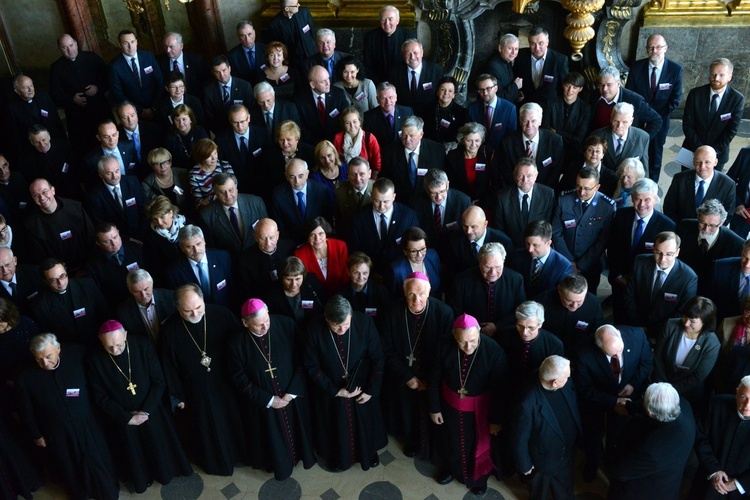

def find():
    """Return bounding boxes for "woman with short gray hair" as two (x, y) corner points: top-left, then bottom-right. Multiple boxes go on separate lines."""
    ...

(445, 121), (492, 205)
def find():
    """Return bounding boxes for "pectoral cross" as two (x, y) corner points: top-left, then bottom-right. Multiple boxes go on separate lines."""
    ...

(265, 362), (277, 378)
(127, 382), (137, 395)
(342, 371), (350, 381)
(458, 386), (468, 399)
(406, 353), (416, 367)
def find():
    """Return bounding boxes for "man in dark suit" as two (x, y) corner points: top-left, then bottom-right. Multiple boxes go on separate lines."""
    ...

(83, 119), (139, 184)
(301, 29), (350, 82)
(691, 379), (750, 499)
(510, 221), (573, 298)
(412, 168), (470, 254)
(267, 0), (317, 62)
(708, 241), (750, 321)
(157, 32), (208, 97)
(334, 157), (374, 239)
(85, 156), (148, 240)
(270, 158), (333, 242)
(590, 102), (650, 172)
(449, 241), (526, 335)
(574, 324), (653, 481)
(588, 66), (662, 141)
(6, 75), (67, 157)
(0, 247), (42, 317)
(226, 21), (266, 83)
(605, 383), (695, 498)
(108, 30), (163, 119)
(513, 355), (581, 498)
(467, 73), (517, 153)
(381, 115), (445, 201)
(387, 39), (443, 117)
(624, 34), (683, 182)
(551, 167), (615, 293)
(199, 173), (268, 259)
(203, 55), (254, 133)
(512, 27), (568, 114)
(447, 206), (513, 276)
(682, 57), (745, 170)
(497, 102), (564, 189)
(116, 269), (175, 344)
(115, 101), (164, 169)
(250, 81), (300, 140)
(214, 104), (268, 193)
(85, 222), (145, 309)
(363, 6), (416, 85)
(494, 158), (555, 249)
(295, 65), (349, 146)
(623, 231), (698, 335)
(348, 177), (419, 276)
(164, 224), (233, 308)
(727, 147), (750, 238)
(607, 178), (675, 322)
(238, 218), (295, 302)
(676, 199), (744, 293)
(663, 145), (736, 224)
(486, 34), (522, 103)
(363, 82), (414, 150)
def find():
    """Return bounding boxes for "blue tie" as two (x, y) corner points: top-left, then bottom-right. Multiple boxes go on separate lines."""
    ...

(632, 218), (645, 251)
(197, 261), (211, 298)
(296, 191), (306, 219)
(247, 49), (255, 70)
(740, 275), (750, 304)
(132, 132), (141, 162)
(696, 179), (706, 208)
(408, 151), (417, 187)
(379, 213), (388, 242)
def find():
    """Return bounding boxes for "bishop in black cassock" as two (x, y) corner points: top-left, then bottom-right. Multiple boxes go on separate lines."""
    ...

(227, 299), (316, 480)
(87, 321), (192, 493)
(304, 295), (387, 471)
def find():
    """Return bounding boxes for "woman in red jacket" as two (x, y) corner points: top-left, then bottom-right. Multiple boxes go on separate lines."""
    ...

(333, 107), (381, 175)
(294, 217), (349, 295)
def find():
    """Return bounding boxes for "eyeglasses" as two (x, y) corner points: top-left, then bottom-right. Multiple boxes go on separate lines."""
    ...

(698, 221), (721, 230)
(577, 185), (597, 192)
(647, 45), (667, 51)
(653, 251), (677, 258)
(477, 84), (497, 94)
(406, 247), (428, 256)
(168, 85), (185, 91)
(151, 160), (172, 168)
(46, 273), (68, 284)
(31, 188), (52, 201)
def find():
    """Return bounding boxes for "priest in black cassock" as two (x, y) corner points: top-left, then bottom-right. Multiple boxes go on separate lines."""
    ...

(381, 271), (453, 458)
(159, 284), (246, 476)
(87, 320), (192, 493)
(428, 313), (508, 496)
(304, 295), (387, 471)
(16, 333), (117, 500)
(691, 376), (750, 499)
(227, 298), (316, 480)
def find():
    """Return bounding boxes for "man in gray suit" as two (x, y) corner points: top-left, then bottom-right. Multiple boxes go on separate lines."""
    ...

(199, 173), (268, 258)
(590, 102), (649, 172)
(115, 269), (175, 344)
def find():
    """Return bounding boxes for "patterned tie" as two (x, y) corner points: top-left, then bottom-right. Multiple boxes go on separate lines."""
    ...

(198, 261), (211, 298)
(229, 206), (241, 238)
(650, 66), (657, 100)
(610, 354), (621, 379)
(652, 269), (667, 302)
(113, 185), (124, 211)
(709, 93), (719, 122)
(296, 191), (306, 219)
(434, 204), (442, 234)
(632, 218), (645, 251)
(132, 132), (141, 162)
(410, 70), (418, 97)
(521, 194), (530, 227)
(130, 57), (141, 85)
(696, 179), (706, 208)
(223, 85), (230, 104)
(173, 59), (180, 74)
(408, 151), (417, 187)
(379, 213), (388, 241)
(615, 137), (624, 157)
(525, 140), (533, 158)
(317, 96), (326, 125)
(531, 257), (542, 284)
(740, 275), (750, 304)
(485, 105), (493, 131)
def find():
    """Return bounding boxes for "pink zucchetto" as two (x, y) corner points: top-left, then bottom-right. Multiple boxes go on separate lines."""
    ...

(405, 271), (429, 282)
(242, 298), (267, 317)
(98, 320), (124, 336)
(453, 314), (479, 329)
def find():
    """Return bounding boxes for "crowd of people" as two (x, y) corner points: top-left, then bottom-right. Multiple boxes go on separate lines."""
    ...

(0, 2), (749, 499)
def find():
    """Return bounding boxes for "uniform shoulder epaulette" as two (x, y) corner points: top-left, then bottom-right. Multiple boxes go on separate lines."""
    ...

(561, 189), (577, 196)
(599, 193), (616, 205)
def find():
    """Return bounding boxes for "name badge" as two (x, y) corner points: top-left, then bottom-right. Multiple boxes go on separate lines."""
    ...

(27, 291), (38, 300)
(329, 108), (340, 118)
(60, 230), (72, 240)
(365, 307), (377, 316)
(73, 307), (86, 318)
(126, 262), (139, 272)
(301, 300), (314, 309)
(446, 221), (458, 230)
(564, 219), (577, 229)
(125, 197), (136, 207)
(397, 130), (403, 137)
(41, 109), (49, 117)
(168, 116), (173, 124)
(439, 119), (451, 128)
(270, 269), (278, 281)
(544, 75), (554, 83)
(173, 185), (184, 195)
(233, 99), (244, 104)
(280, 73), (290, 82)
(66, 388), (80, 398)
(542, 157), (553, 167)
(493, 123), (503, 130)
(19, 201), (27, 209)
(422, 82), (433, 90)
(128, 162), (136, 170)
(644, 242), (654, 250)
(144, 66), (153, 74)
(252, 219), (260, 229)
(417, 168), (428, 176)
(216, 279), (227, 291)
(260, 64), (267, 70)
(62, 162), (69, 173)
(721, 113), (732, 121)
(475, 163), (486, 171)
(659, 83), (671, 90)
(395, 237), (402, 245)
(664, 292), (678, 302)
(575, 320), (589, 330)
(302, 24), (310, 33)
(253, 148), (263, 157)
(355, 91), (366, 102)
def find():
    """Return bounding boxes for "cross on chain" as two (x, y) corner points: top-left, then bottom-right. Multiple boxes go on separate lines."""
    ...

(127, 382), (137, 395)
(406, 353), (417, 367)
(265, 362), (277, 378)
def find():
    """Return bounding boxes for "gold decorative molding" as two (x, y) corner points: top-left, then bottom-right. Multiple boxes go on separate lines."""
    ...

(561, 0), (605, 60)
(643, 0), (750, 25)
(256, 1), (416, 29)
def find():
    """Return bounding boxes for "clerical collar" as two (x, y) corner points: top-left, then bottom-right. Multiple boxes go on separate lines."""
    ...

(738, 410), (750, 421)
(49, 357), (61, 371)
(261, 247), (278, 256)
(248, 329), (266, 338)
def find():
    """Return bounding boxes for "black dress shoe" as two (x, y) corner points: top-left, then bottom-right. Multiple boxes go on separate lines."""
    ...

(470, 485), (487, 495)
(370, 454), (380, 467)
(436, 472), (453, 485)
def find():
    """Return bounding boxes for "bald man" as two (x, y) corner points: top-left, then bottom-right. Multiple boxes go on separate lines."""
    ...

(448, 206), (513, 275)
(238, 218), (295, 300)
(295, 65), (349, 145)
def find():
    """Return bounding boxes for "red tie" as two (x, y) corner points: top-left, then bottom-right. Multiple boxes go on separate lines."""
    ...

(610, 354), (621, 379)
(485, 105), (493, 131)
(434, 204), (442, 234)
(525, 140), (533, 158)
(317, 96), (326, 125)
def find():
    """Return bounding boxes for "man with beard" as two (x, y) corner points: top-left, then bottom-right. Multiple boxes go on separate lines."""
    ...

(227, 298), (316, 479)
(305, 295), (387, 471)
(87, 320), (192, 493)
(159, 284), (246, 476)
(381, 272), (454, 458)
